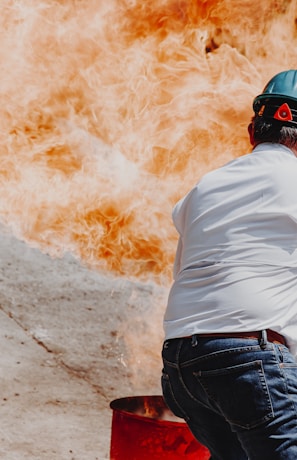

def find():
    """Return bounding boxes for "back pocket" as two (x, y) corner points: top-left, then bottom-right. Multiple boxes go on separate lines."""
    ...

(193, 360), (274, 429)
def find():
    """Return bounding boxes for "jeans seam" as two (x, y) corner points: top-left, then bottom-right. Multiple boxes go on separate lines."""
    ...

(169, 339), (190, 422)
(176, 339), (214, 408)
(180, 345), (264, 369)
(275, 348), (297, 416)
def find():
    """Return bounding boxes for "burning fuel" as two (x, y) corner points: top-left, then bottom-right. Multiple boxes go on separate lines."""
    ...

(0, 0), (296, 282)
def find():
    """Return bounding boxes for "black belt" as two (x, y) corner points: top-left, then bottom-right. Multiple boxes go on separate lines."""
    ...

(186, 329), (286, 346)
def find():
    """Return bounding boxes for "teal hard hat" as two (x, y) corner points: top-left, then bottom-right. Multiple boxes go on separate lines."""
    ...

(253, 70), (297, 127)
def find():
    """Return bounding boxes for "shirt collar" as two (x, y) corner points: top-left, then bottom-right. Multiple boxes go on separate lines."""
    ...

(252, 142), (296, 157)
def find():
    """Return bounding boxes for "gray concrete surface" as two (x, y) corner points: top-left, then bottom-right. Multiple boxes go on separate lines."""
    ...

(0, 230), (166, 459)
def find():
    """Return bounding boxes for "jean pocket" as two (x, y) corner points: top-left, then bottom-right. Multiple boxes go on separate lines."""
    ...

(161, 370), (187, 421)
(193, 360), (274, 430)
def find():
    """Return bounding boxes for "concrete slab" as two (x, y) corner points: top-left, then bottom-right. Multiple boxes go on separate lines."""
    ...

(0, 230), (167, 459)
(0, 310), (104, 460)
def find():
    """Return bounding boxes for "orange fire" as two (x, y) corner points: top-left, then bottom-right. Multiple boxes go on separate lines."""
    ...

(0, 0), (296, 282)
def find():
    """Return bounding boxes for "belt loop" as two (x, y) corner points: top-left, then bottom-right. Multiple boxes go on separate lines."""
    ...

(260, 330), (267, 348)
(191, 335), (198, 347)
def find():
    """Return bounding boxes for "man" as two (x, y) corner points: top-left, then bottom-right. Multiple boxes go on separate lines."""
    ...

(161, 69), (297, 460)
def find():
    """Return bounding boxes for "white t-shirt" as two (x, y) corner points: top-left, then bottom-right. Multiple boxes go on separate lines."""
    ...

(164, 143), (297, 355)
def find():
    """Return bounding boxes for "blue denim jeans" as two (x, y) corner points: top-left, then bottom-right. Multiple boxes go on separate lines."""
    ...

(161, 332), (297, 460)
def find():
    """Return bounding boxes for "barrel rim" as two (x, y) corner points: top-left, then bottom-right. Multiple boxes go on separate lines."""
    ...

(109, 395), (187, 426)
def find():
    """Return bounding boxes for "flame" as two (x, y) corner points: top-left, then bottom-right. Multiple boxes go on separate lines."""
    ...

(143, 395), (162, 419)
(0, 0), (296, 281)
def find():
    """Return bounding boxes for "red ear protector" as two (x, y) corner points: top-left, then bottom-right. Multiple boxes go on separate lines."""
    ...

(253, 97), (297, 127)
(273, 103), (293, 122)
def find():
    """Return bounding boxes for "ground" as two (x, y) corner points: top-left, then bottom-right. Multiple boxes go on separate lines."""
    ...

(0, 229), (167, 459)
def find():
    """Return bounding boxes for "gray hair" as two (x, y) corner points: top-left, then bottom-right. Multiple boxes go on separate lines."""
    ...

(252, 115), (297, 150)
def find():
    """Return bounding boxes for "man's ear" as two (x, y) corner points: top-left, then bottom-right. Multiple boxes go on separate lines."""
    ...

(248, 122), (255, 146)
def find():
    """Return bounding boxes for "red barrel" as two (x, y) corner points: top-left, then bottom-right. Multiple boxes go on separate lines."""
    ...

(109, 395), (210, 460)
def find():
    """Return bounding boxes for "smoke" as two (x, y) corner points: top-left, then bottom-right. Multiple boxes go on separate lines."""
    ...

(0, 0), (296, 282)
